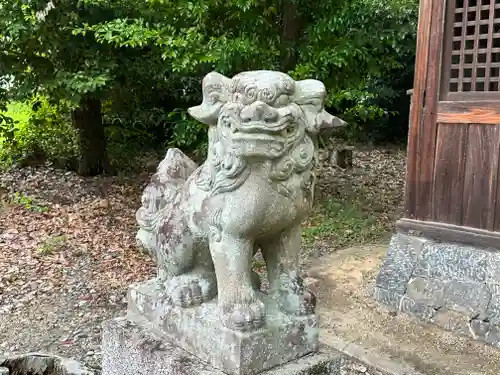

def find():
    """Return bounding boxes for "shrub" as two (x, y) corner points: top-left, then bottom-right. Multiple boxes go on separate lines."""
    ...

(0, 97), (79, 169)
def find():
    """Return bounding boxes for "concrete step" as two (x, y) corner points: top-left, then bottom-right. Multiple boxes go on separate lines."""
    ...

(307, 244), (500, 375)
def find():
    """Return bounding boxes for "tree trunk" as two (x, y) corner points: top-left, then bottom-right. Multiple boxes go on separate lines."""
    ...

(72, 96), (110, 176)
(280, 0), (302, 72)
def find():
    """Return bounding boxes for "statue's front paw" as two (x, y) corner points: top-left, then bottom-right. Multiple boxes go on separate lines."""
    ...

(221, 296), (265, 331)
(164, 272), (217, 308)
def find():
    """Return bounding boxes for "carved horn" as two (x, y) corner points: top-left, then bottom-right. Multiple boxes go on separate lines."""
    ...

(294, 79), (346, 134)
(188, 72), (231, 126)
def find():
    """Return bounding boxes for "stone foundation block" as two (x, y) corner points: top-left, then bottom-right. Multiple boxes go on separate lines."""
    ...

(486, 283), (500, 325)
(102, 318), (409, 375)
(416, 243), (487, 282)
(374, 232), (500, 348)
(406, 277), (444, 308)
(470, 319), (500, 347)
(125, 280), (319, 375)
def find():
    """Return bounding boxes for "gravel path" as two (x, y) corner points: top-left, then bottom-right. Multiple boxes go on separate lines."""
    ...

(0, 144), (406, 373)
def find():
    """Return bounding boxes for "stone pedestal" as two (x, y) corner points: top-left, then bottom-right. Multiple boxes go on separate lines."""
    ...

(374, 232), (500, 347)
(102, 318), (337, 375)
(102, 279), (319, 375)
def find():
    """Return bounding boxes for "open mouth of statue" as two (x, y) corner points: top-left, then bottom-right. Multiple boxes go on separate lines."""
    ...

(232, 132), (289, 158)
(232, 131), (284, 143)
(226, 116), (296, 143)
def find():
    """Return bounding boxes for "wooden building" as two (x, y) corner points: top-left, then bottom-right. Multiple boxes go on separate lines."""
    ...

(399, 0), (500, 248)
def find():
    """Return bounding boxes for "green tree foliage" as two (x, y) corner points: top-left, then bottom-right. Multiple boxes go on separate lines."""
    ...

(0, 0), (418, 174)
(79, 0), (419, 143)
(295, 0), (417, 142)
(0, 0), (161, 174)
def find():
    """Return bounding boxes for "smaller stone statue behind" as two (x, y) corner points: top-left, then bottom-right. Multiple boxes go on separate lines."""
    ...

(136, 70), (345, 332)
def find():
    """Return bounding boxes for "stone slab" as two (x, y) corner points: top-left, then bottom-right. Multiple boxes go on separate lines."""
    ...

(415, 243), (487, 283)
(375, 234), (416, 294)
(442, 279), (491, 318)
(0, 353), (94, 375)
(102, 317), (414, 375)
(126, 279), (319, 375)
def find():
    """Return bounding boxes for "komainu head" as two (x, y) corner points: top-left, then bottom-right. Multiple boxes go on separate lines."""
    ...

(188, 70), (345, 161)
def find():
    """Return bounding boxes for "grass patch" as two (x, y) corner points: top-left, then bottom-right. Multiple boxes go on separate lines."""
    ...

(11, 192), (49, 213)
(37, 235), (67, 256)
(303, 198), (389, 247)
(252, 258), (266, 273)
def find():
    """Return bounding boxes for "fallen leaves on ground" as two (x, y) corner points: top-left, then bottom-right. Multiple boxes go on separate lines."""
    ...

(301, 142), (406, 266)
(0, 167), (155, 370)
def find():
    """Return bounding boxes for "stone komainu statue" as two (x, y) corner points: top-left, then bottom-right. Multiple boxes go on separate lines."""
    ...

(136, 71), (345, 331)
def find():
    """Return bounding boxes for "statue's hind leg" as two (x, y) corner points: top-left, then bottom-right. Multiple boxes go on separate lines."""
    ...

(157, 213), (217, 307)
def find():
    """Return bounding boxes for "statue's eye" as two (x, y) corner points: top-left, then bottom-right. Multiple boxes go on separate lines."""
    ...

(274, 95), (289, 107)
(245, 87), (258, 101)
(208, 93), (219, 104)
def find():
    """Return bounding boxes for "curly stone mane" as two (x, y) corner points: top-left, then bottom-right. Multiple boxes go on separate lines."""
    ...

(194, 126), (251, 196)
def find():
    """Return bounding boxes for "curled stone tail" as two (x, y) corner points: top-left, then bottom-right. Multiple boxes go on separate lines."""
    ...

(136, 149), (198, 252)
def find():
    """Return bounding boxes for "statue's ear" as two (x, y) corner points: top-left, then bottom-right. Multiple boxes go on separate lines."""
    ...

(294, 79), (346, 134)
(188, 72), (231, 126)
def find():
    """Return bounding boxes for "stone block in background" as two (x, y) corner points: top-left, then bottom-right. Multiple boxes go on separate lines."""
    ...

(125, 279), (319, 375)
(374, 231), (500, 348)
(330, 147), (354, 169)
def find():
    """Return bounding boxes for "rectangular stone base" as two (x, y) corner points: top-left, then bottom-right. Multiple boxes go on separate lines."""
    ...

(126, 279), (319, 375)
(374, 232), (500, 348)
(102, 317), (395, 375)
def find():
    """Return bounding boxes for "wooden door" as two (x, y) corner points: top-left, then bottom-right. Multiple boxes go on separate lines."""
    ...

(404, 0), (500, 233)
